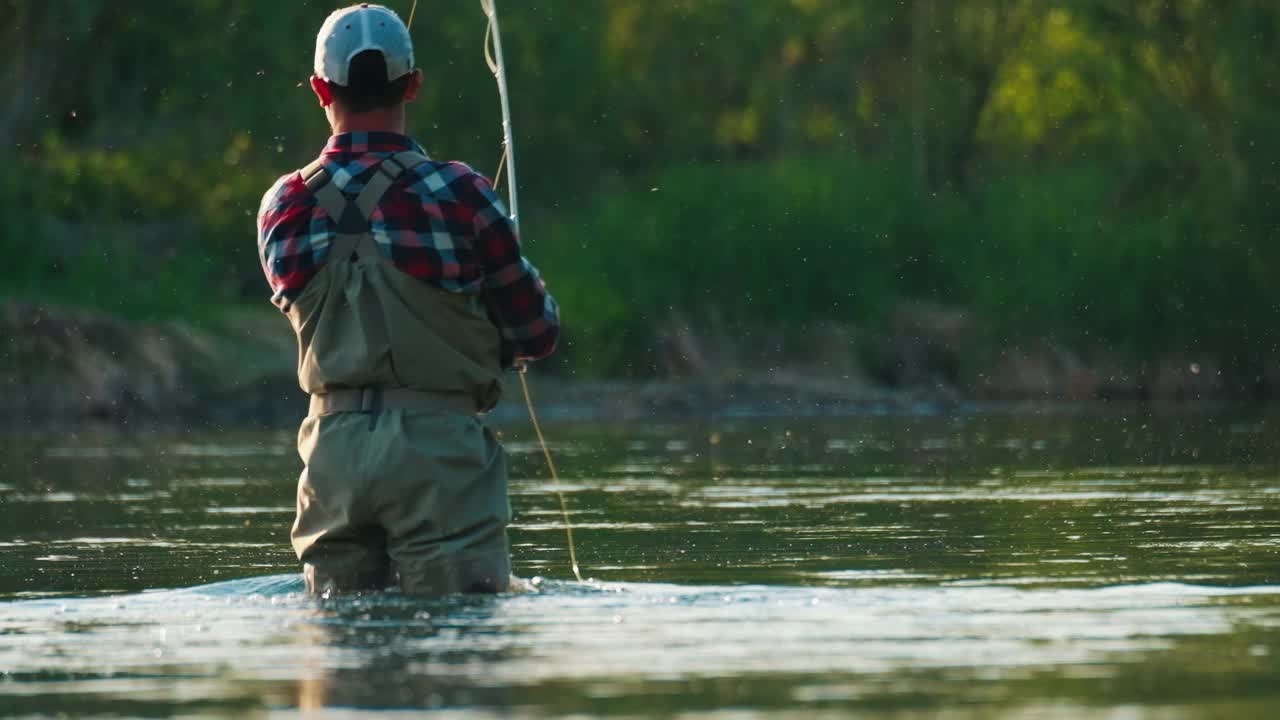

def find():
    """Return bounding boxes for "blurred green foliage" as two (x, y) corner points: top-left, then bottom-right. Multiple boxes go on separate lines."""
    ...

(2, 0), (1278, 375)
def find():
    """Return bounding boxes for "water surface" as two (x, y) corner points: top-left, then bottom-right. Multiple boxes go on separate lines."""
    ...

(1, 411), (1278, 717)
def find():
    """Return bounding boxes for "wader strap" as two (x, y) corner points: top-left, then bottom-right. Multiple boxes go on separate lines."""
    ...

(327, 232), (379, 261)
(353, 150), (431, 219)
(300, 158), (328, 187)
(354, 169), (397, 221)
(382, 150), (431, 177)
(312, 181), (353, 231)
(298, 152), (432, 234)
(310, 387), (476, 416)
(299, 159), (344, 225)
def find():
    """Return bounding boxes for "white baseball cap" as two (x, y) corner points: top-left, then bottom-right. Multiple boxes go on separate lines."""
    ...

(314, 4), (415, 86)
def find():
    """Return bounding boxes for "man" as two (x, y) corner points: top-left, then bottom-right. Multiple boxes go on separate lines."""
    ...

(257, 4), (559, 596)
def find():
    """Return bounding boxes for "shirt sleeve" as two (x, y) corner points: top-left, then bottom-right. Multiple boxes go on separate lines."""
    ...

(256, 172), (323, 312)
(452, 166), (560, 363)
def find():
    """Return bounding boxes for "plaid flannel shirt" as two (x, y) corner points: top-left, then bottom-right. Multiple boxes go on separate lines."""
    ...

(257, 131), (558, 363)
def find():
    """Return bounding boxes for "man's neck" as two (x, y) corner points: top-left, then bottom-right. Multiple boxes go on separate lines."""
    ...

(329, 107), (406, 136)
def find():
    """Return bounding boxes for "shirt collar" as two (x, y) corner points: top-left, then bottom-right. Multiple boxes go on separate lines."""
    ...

(322, 131), (427, 156)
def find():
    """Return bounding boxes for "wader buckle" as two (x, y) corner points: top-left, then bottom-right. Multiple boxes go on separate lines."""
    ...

(359, 387), (383, 430)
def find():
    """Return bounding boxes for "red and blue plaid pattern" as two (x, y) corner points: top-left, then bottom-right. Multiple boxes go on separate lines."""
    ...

(257, 131), (559, 362)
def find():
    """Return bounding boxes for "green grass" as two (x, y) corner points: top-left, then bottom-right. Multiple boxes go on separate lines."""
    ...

(4, 146), (1272, 377)
(530, 152), (1274, 376)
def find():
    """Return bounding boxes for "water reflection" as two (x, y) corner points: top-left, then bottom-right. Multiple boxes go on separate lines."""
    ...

(1, 412), (1279, 716)
(292, 592), (516, 711)
(1, 576), (1278, 716)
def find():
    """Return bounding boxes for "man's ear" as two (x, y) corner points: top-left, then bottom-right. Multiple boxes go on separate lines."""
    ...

(403, 69), (424, 103)
(310, 75), (335, 108)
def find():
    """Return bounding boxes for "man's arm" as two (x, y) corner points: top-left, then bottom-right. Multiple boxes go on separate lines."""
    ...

(257, 172), (322, 312)
(454, 168), (560, 363)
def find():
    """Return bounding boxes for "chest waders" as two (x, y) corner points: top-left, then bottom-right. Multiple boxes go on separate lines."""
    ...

(286, 152), (512, 596)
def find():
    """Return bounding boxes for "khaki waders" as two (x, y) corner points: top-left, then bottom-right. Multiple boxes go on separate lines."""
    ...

(286, 151), (511, 596)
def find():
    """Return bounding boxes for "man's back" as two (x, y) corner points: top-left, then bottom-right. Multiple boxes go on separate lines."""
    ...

(256, 4), (558, 597)
(257, 130), (559, 596)
(258, 131), (558, 367)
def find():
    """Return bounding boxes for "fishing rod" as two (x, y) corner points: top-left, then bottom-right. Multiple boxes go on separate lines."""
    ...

(479, 0), (519, 226)
(478, 0), (581, 583)
(408, 0), (583, 583)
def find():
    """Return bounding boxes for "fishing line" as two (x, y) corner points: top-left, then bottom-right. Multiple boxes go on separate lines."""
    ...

(408, 0), (583, 583)
(517, 366), (582, 582)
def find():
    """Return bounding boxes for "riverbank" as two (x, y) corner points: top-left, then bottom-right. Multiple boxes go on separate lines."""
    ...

(0, 301), (1261, 425)
(0, 302), (297, 424)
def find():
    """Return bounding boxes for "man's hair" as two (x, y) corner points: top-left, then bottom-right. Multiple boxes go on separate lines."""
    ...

(329, 50), (412, 114)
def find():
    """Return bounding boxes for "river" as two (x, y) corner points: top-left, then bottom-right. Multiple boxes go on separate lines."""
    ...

(1, 410), (1278, 717)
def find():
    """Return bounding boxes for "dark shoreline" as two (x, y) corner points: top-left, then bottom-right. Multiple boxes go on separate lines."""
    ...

(1, 301), (1265, 427)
